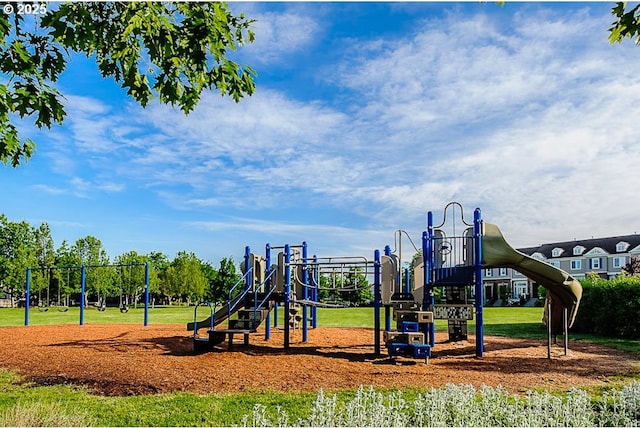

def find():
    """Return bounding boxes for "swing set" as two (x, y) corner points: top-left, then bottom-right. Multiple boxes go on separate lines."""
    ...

(23, 262), (151, 326)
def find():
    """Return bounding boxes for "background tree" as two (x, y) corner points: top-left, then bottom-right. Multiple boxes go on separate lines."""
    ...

(53, 239), (80, 306)
(0, 215), (37, 306)
(72, 235), (110, 306)
(340, 268), (373, 306)
(147, 251), (169, 305)
(211, 256), (242, 303)
(165, 251), (207, 305)
(622, 255), (640, 276)
(0, 1), (256, 166)
(32, 222), (55, 306)
(113, 250), (151, 308)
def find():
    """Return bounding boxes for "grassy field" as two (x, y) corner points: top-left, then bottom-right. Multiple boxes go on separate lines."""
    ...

(3, 305), (639, 353)
(1, 304), (545, 328)
(1, 305), (639, 426)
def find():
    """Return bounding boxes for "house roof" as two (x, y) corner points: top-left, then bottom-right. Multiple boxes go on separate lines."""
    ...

(517, 234), (640, 258)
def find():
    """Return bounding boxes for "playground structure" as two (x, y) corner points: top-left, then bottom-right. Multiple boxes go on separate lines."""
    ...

(23, 262), (151, 326)
(188, 243), (378, 351)
(188, 202), (583, 360)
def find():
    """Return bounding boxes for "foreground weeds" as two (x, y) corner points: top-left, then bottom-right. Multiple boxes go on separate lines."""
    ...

(0, 401), (92, 427)
(241, 382), (640, 427)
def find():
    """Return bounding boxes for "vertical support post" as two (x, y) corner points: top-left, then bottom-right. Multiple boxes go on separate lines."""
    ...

(384, 245), (391, 332)
(25, 267), (31, 326)
(80, 265), (86, 326)
(144, 262), (150, 326)
(547, 299), (552, 359)
(265, 243), (271, 340)
(302, 241), (309, 342)
(404, 268), (410, 294)
(426, 212), (436, 348)
(374, 249), (381, 356)
(244, 246), (251, 291)
(284, 244), (291, 349)
(312, 255), (318, 328)
(273, 246), (279, 328)
(380, 245), (395, 331)
(563, 306), (568, 356)
(474, 208), (484, 357)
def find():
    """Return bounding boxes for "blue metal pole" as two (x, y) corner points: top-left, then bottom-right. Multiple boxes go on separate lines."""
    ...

(312, 255), (318, 328)
(80, 265), (86, 326)
(474, 208), (484, 357)
(272, 245), (279, 328)
(426, 211), (435, 347)
(244, 246), (251, 291)
(384, 245), (391, 332)
(302, 241), (308, 342)
(265, 243), (271, 340)
(144, 262), (150, 326)
(374, 249), (381, 355)
(284, 244), (291, 349)
(404, 267), (410, 294)
(25, 268), (31, 326)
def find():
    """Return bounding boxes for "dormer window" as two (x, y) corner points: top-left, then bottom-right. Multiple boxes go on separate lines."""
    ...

(616, 241), (630, 252)
(573, 245), (586, 256)
(552, 248), (564, 257)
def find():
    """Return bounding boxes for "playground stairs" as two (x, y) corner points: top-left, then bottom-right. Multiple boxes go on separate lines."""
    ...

(228, 306), (271, 330)
(384, 300), (433, 362)
(191, 295), (278, 353)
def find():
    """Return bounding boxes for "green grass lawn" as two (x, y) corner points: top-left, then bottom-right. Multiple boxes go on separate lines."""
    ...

(1, 305), (639, 426)
(4, 305), (638, 354)
(1, 304), (543, 327)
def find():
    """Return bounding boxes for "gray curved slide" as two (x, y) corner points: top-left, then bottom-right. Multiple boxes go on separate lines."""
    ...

(186, 293), (245, 332)
(481, 223), (582, 332)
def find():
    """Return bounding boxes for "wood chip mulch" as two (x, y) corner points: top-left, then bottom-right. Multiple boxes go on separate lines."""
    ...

(0, 324), (637, 396)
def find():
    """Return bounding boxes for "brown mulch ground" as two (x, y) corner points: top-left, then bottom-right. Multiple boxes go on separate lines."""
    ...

(0, 324), (637, 396)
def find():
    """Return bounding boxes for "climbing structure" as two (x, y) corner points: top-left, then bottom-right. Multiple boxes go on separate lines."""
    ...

(378, 202), (484, 359)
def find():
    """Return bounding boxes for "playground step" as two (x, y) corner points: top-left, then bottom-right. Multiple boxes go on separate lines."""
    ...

(393, 310), (434, 323)
(228, 319), (257, 330)
(386, 342), (431, 360)
(237, 308), (270, 322)
(383, 331), (425, 345)
(247, 294), (281, 307)
(392, 300), (419, 311)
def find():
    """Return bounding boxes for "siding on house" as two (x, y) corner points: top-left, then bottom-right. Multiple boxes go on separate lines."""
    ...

(483, 233), (640, 303)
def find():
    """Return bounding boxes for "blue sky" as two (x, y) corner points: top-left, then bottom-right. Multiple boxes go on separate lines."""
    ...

(2, 2), (640, 267)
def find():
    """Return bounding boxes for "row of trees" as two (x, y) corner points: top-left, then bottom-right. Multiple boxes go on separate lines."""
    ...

(0, 214), (376, 309)
(0, 214), (241, 308)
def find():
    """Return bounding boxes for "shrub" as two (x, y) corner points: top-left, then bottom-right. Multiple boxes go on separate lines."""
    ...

(573, 274), (640, 338)
(239, 382), (640, 427)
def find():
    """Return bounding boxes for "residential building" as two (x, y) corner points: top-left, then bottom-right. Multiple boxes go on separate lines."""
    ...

(483, 233), (640, 304)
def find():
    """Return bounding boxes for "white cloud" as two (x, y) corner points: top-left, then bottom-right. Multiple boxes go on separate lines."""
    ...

(32, 184), (65, 195)
(29, 4), (640, 262)
(233, 5), (322, 65)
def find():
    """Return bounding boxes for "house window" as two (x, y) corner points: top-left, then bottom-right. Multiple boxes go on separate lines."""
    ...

(590, 258), (601, 270)
(613, 257), (626, 269)
(573, 245), (585, 255)
(571, 260), (582, 270)
(485, 269), (493, 277)
(549, 261), (561, 268)
(513, 281), (528, 299)
(552, 248), (563, 257)
(499, 268), (508, 276)
(616, 242), (630, 252)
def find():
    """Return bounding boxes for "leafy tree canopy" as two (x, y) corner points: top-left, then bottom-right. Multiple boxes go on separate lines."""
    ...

(609, 2), (640, 44)
(0, 1), (256, 166)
